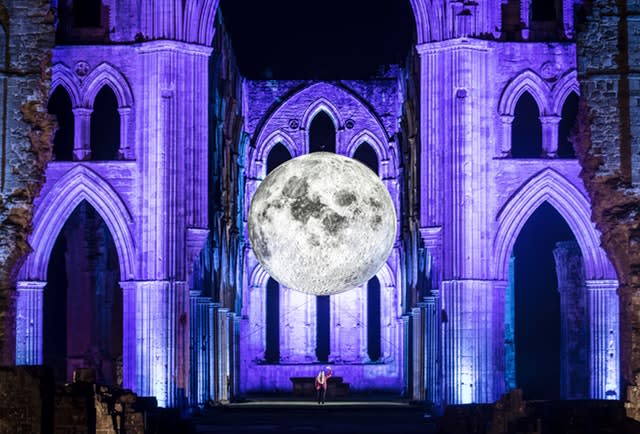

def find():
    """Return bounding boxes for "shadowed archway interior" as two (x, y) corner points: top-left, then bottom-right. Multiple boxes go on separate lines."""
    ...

(511, 201), (586, 400)
(44, 200), (122, 385)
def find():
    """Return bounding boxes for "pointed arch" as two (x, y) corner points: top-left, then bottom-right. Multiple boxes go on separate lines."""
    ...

(301, 97), (342, 133)
(498, 69), (551, 116)
(82, 62), (134, 108)
(346, 130), (389, 165)
(410, 0), (436, 43)
(248, 130), (299, 180)
(51, 63), (82, 107)
(19, 165), (135, 281)
(494, 169), (615, 281)
(184, 0), (219, 45)
(552, 70), (580, 115)
(249, 262), (271, 290)
(253, 130), (299, 169)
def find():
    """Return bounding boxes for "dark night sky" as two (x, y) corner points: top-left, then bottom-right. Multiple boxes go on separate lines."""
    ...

(219, 0), (415, 79)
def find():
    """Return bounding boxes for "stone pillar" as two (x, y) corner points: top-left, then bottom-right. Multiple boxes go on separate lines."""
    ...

(499, 115), (514, 157)
(121, 280), (183, 407)
(504, 258), (516, 391)
(120, 281), (136, 392)
(586, 279), (620, 399)
(562, 0), (574, 39)
(15, 281), (46, 365)
(411, 305), (426, 401)
(189, 293), (217, 406)
(520, 0), (530, 39)
(441, 280), (503, 404)
(72, 107), (91, 160)
(553, 241), (589, 399)
(540, 115), (562, 157)
(216, 307), (231, 402)
(118, 107), (132, 159)
(281, 288), (315, 363)
(402, 314), (411, 398)
(331, 286), (364, 363)
(424, 291), (440, 404)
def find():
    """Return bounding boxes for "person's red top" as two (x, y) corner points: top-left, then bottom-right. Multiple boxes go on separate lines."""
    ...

(315, 370), (332, 390)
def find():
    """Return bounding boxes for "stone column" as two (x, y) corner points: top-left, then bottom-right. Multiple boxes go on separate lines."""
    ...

(411, 305), (426, 401)
(499, 115), (514, 156)
(121, 280), (183, 407)
(540, 115), (561, 157)
(441, 280), (503, 404)
(553, 241), (588, 399)
(15, 281), (46, 365)
(72, 107), (91, 160)
(520, 0), (530, 39)
(586, 279), (620, 399)
(562, 0), (574, 39)
(215, 307), (231, 402)
(118, 107), (132, 159)
(424, 291), (440, 404)
(189, 292), (217, 406)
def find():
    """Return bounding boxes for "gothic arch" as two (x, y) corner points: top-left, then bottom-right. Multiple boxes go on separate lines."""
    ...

(551, 70), (580, 115)
(494, 168), (615, 281)
(249, 262), (271, 290)
(249, 130), (299, 178)
(302, 98), (342, 135)
(184, 0), (219, 45)
(250, 82), (393, 176)
(248, 258), (396, 294)
(19, 165), (135, 282)
(346, 130), (390, 167)
(409, 0), (435, 43)
(51, 63), (81, 107)
(81, 62), (134, 109)
(375, 259), (396, 290)
(498, 69), (551, 116)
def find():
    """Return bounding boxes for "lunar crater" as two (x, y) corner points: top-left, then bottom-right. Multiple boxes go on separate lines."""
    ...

(290, 195), (326, 223)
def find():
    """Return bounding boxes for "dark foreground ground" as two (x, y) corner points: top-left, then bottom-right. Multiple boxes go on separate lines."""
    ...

(189, 394), (640, 434)
(192, 397), (436, 434)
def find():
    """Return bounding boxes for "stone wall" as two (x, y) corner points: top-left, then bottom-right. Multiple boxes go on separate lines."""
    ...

(576, 0), (640, 405)
(0, 0), (55, 366)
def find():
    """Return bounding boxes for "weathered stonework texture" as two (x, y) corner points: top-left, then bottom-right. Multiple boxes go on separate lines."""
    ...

(576, 0), (640, 410)
(0, 0), (54, 366)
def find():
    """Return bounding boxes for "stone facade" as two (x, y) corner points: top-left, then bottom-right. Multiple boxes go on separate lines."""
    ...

(0, 0), (55, 367)
(0, 0), (635, 417)
(575, 0), (640, 417)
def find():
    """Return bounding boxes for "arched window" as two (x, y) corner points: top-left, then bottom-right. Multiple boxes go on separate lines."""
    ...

(511, 92), (542, 158)
(266, 142), (292, 174)
(557, 92), (578, 159)
(265, 278), (280, 363)
(73, 0), (102, 28)
(367, 277), (381, 362)
(309, 111), (336, 153)
(48, 86), (74, 161)
(90, 86), (120, 160)
(353, 142), (379, 175)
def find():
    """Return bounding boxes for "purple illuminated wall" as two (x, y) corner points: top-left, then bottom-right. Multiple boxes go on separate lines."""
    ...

(12, 0), (621, 408)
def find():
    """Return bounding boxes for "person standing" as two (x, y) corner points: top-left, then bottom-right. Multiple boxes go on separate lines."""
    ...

(315, 367), (332, 404)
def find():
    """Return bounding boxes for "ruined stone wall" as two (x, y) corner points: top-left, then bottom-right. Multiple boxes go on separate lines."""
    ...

(576, 0), (640, 394)
(0, 0), (55, 366)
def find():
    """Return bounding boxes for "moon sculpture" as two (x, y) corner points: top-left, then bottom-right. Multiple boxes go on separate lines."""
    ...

(248, 152), (396, 296)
